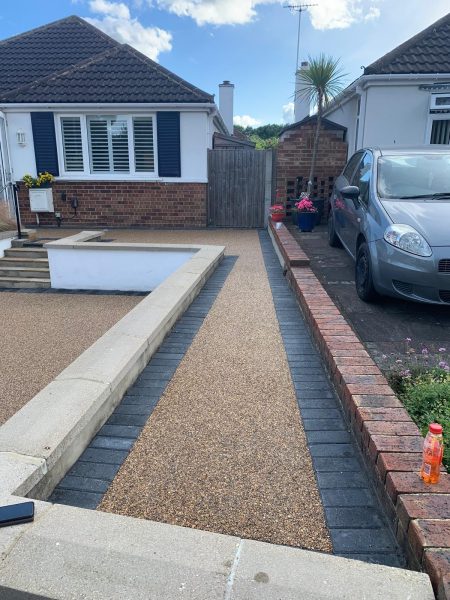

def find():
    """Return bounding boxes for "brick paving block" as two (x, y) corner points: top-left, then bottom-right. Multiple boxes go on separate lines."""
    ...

(346, 384), (396, 398)
(99, 425), (142, 439)
(78, 448), (129, 465)
(333, 355), (376, 367)
(308, 430), (352, 444)
(352, 395), (403, 409)
(67, 461), (120, 481)
(325, 507), (384, 529)
(310, 443), (356, 458)
(377, 452), (423, 481)
(297, 398), (338, 409)
(313, 457), (361, 472)
(356, 407), (412, 429)
(335, 553), (403, 567)
(337, 365), (383, 377)
(301, 408), (342, 420)
(331, 528), (397, 553)
(386, 472), (450, 503)
(369, 435), (424, 463)
(321, 487), (376, 507)
(362, 421), (421, 447)
(409, 520), (450, 564)
(107, 413), (148, 427)
(303, 418), (346, 431)
(58, 475), (111, 494)
(398, 494), (450, 533)
(49, 489), (103, 510)
(317, 471), (368, 489)
(341, 374), (389, 386)
(423, 549), (450, 599)
(90, 436), (135, 451)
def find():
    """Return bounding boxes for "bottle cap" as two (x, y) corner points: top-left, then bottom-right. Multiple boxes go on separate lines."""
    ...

(429, 423), (443, 435)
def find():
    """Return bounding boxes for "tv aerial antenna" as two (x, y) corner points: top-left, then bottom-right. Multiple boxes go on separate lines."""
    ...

(284, 3), (318, 72)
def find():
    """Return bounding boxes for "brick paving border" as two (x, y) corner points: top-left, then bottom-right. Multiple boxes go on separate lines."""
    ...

(269, 220), (450, 599)
(260, 231), (403, 566)
(49, 256), (236, 509)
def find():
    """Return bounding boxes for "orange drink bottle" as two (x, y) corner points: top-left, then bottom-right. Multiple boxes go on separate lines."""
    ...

(421, 423), (444, 484)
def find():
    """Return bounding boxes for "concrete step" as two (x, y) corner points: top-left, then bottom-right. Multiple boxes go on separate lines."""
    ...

(0, 257), (49, 269)
(0, 266), (50, 278)
(4, 247), (48, 259)
(0, 276), (50, 288)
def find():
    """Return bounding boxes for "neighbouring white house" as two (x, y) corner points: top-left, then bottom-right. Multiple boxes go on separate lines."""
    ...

(296, 12), (450, 157)
(0, 15), (246, 228)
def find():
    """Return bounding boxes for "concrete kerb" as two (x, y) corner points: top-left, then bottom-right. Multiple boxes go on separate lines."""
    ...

(0, 494), (434, 600)
(0, 237), (225, 500)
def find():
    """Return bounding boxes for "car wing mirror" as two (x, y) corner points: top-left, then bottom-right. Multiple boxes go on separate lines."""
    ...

(340, 185), (360, 200)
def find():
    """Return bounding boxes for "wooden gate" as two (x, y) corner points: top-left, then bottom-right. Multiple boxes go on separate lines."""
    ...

(207, 149), (273, 228)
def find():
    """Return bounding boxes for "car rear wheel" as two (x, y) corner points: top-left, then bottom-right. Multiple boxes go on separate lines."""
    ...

(355, 242), (378, 302)
(328, 212), (342, 247)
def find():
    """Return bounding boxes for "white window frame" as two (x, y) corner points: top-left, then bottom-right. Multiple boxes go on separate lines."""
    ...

(425, 113), (450, 145)
(55, 113), (158, 180)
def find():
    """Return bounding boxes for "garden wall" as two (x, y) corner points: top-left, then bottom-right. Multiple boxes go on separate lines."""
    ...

(18, 181), (207, 229)
(276, 119), (348, 215)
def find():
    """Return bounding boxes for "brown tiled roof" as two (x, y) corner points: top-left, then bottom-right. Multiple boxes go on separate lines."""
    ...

(364, 12), (450, 75)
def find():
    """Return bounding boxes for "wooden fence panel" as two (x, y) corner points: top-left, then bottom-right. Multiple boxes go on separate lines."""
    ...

(207, 149), (270, 227)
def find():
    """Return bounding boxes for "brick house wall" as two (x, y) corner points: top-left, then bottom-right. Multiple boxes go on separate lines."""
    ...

(276, 121), (348, 213)
(18, 181), (207, 228)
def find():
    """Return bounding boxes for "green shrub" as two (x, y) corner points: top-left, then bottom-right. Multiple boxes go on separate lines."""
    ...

(389, 370), (450, 471)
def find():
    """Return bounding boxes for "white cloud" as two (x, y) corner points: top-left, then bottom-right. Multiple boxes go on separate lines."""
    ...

(87, 0), (172, 61)
(282, 102), (294, 124)
(154, 0), (383, 28)
(155, 0), (279, 26)
(309, 1), (382, 30)
(234, 115), (262, 128)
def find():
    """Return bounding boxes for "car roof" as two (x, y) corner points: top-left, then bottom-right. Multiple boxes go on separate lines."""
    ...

(367, 145), (450, 156)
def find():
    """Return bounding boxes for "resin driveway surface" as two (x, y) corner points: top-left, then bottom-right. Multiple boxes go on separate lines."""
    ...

(289, 224), (450, 367)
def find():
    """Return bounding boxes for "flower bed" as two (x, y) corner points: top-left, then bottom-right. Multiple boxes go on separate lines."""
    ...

(387, 343), (449, 471)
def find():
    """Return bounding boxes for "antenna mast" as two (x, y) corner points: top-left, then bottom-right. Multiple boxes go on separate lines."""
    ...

(284, 3), (318, 73)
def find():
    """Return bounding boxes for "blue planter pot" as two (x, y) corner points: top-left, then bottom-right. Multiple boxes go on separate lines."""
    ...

(298, 212), (316, 232)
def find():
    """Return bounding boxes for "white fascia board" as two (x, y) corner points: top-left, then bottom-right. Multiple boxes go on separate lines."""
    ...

(324, 72), (450, 117)
(0, 103), (216, 112)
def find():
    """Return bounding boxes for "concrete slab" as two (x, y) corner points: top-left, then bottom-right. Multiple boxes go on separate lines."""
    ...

(0, 504), (238, 600)
(230, 538), (434, 600)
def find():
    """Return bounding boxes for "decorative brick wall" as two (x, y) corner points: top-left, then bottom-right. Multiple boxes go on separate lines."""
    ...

(18, 181), (207, 228)
(276, 122), (348, 212)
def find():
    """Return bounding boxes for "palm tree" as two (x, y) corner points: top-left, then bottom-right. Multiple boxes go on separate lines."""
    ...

(296, 55), (346, 195)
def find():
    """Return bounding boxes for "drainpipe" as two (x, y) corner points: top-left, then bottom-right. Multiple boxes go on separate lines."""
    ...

(355, 85), (368, 150)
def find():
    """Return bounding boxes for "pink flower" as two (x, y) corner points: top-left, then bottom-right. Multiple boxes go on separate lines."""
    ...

(439, 348), (447, 353)
(295, 198), (318, 213)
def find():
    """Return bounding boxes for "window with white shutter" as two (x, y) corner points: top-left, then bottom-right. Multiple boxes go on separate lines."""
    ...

(133, 117), (155, 172)
(87, 116), (130, 173)
(60, 117), (84, 172)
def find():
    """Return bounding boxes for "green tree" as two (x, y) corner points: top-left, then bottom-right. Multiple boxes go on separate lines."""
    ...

(296, 55), (346, 194)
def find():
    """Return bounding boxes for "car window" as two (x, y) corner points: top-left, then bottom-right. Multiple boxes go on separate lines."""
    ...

(351, 152), (373, 206)
(342, 152), (364, 182)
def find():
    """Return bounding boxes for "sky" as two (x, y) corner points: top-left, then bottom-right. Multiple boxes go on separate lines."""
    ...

(0, 0), (449, 126)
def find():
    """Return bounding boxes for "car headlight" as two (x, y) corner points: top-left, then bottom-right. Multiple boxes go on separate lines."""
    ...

(384, 224), (432, 257)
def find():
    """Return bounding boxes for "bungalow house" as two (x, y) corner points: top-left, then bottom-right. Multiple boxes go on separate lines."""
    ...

(0, 15), (240, 228)
(318, 12), (450, 156)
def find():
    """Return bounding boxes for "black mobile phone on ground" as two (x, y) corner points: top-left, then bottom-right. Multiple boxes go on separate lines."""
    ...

(0, 502), (35, 528)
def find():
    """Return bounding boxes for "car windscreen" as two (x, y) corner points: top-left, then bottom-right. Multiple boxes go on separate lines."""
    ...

(377, 153), (450, 199)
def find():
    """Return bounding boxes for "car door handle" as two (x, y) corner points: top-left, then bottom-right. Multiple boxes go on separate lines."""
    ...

(357, 218), (361, 223)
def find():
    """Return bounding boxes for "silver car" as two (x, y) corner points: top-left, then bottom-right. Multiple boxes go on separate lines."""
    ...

(328, 146), (450, 304)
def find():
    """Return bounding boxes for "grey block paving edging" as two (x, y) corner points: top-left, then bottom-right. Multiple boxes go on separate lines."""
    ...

(50, 256), (237, 509)
(258, 231), (405, 567)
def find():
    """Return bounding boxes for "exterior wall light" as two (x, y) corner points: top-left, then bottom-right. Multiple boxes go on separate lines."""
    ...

(16, 130), (26, 146)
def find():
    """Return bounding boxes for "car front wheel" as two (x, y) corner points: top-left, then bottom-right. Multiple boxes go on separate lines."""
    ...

(355, 242), (378, 302)
(328, 212), (342, 247)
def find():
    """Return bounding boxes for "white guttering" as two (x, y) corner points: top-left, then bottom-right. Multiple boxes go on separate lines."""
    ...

(0, 102), (217, 112)
(324, 72), (450, 117)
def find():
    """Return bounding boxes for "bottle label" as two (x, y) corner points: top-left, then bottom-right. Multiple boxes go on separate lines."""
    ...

(423, 462), (432, 476)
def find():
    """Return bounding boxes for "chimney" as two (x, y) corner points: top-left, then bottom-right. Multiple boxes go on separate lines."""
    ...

(294, 61), (310, 122)
(219, 80), (234, 135)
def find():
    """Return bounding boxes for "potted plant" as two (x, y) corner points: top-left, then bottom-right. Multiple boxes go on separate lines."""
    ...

(296, 196), (318, 232)
(268, 204), (285, 223)
(23, 172), (55, 212)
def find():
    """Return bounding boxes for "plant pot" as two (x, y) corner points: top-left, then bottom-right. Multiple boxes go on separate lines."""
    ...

(298, 212), (316, 232)
(312, 198), (325, 225)
(271, 213), (284, 223)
